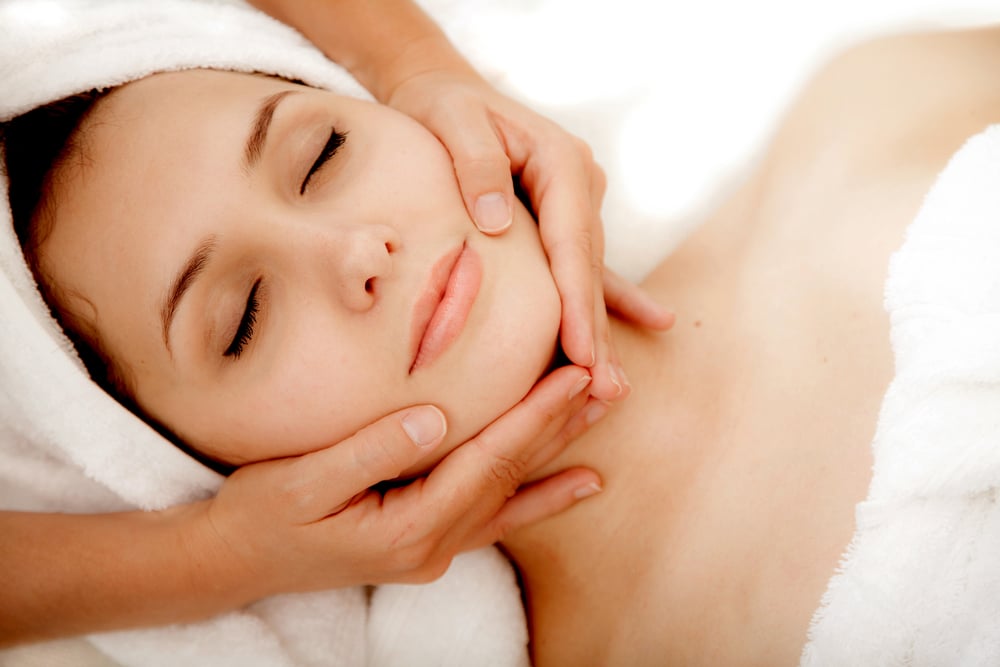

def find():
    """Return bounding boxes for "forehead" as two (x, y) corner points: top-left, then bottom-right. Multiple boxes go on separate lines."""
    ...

(46, 69), (286, 230)
(37, 71), (291, 346)
(47, 70), (290, 234)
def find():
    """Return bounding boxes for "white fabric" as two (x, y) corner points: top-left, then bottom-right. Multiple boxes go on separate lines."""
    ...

(801, 125), (1000, 665)
(0, 1), (528, 665)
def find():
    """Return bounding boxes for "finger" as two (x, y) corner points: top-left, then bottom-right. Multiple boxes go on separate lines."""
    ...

(465, 468), (603, 548)
(586, 278), (624, 402)
(578, 162), (625, 401)
(427, 99), (516, 234)
(421, 365), (593, 528)
(532, 161), (599, 369)
(524, 395), (611, 472)
(353, 367), (592, 571)
(603, 267), (675, 330)
(281, 405), (448, 521)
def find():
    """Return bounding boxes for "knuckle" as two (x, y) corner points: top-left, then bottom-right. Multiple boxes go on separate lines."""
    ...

(569, 134), (594, 162)
(576, 234), (597, 267)
(273, 463), (319, 514)
(404, 555), (453, 584)
(591, 250), (605, 274)
(592, 162), (607, 192)
(485, 455), (527, 494)
(391, 539), (438, 574)
(490, 517), (517, 542)
(354, 430), (408, 479)
(551, 231), (593, 264)
(454, 152), (511, 179)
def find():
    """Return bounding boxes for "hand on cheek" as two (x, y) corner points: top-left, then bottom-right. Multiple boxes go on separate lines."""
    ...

(192, 366), (604, 597)
(385, 69), (674, 403)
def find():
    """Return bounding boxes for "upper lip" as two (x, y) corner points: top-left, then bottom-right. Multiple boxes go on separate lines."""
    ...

(409, 242), (465, 372)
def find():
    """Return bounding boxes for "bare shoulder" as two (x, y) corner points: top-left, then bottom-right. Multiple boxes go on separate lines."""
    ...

(767, 25), (1000, 181)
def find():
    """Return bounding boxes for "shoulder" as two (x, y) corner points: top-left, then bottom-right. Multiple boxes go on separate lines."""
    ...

(765, 26), (1000, 185)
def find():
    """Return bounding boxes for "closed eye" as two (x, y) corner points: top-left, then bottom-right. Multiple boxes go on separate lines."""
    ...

(225, 278), (262, 359)
(300, 127), (347, 194)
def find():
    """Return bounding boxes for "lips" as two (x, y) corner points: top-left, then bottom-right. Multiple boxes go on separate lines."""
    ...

(409, 241), (482, 373)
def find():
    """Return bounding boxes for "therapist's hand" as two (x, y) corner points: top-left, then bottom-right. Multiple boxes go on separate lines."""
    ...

(245, 0), (673, 400)
(386, 69), (674, 401)
(192, 365), (606, 597)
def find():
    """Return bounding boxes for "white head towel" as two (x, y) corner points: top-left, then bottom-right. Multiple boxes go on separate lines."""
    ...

(0, 1), (528, 665)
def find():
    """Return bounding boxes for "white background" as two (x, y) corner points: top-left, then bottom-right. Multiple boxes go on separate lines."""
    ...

(423, 0), (1000, 279)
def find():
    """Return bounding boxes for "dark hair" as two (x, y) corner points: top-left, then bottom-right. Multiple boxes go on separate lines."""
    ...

(4, 92), (104, 243)
(0, 89), (129, 397)
(2, 91), (234, 474)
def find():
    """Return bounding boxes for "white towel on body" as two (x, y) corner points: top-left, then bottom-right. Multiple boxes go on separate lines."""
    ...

(800, 125), (1000, 665)
(0, 1), (528, 665)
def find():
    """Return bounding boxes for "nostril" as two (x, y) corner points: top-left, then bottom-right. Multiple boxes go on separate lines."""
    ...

(365, 277), (374, 294)
(384, 241), (395, 254)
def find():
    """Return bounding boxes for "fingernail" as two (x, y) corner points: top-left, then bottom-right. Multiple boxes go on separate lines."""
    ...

(573, 482), (603, 500)
(402, 406), (447, 447)
(608, 365), (624, 398)
(568, 375), (592, 400)
(474, 193), (512, 233)
(615, 364), (631, 392)
(584, 401), (609, 425)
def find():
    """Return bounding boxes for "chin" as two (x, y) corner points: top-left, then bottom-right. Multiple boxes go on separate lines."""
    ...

(403, 202), (561, 473)
(458, 313), (558, 436)
(401, 291), (561, 477)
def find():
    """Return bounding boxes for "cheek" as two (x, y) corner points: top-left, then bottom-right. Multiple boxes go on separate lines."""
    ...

(255, 341), (401, 457)
(411, 236), (563, 466)
(172, 337), (400, 466)
(361, 125), (463, 212)
(399, 287), (561, 478)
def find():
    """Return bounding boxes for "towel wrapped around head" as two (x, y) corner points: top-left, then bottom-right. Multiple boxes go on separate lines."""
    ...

(0, 1), (528, 665)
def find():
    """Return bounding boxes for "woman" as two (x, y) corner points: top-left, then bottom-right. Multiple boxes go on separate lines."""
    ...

(9, 11), (1000, 667)
(0, 0), (671, 658)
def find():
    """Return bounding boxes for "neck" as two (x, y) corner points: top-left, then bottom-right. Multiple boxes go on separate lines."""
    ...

(496, 191), (765, 663)
(499, 311), (727, 663)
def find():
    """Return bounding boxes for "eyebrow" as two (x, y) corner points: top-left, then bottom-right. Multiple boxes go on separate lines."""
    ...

(161, 235), (217, 353)
(159, 90), (296, 353)
(244, 89), (297, 170)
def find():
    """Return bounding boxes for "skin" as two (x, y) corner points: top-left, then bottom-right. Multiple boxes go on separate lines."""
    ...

(502, 27), (1000, 666)
(35, 26), (1000, 665)
(246, 0), (653, 398)
(4, 0), (678, 648)
(39, 69), (563, 469)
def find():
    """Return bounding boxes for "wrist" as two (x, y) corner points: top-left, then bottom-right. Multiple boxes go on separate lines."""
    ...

(0, 506), (271, 645)
(361, 33), (478, 103)
(247, 0), (477, 103)
(169, 500), (274, 611)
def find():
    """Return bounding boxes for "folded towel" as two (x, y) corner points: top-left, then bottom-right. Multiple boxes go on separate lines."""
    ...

(0, 1), (528, 665)
(801, 124), (1000, 665)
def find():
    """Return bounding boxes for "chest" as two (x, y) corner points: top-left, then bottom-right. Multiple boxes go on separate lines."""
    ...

(518, 163), (922, 667)
(616, 194), (903, 665)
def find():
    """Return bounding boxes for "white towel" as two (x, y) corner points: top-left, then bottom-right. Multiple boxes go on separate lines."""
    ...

(0, 1), (528, 665)
(801, 125), (1000, 665)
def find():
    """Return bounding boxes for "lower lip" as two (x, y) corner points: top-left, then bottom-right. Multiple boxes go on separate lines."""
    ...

(410, 244), (482, 373)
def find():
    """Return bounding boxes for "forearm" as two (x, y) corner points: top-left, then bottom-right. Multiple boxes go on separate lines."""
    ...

(0, 505), (258, 647)
(247, 0), (477, 101)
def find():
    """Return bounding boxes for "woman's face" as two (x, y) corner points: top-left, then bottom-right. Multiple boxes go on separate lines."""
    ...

(39, 69), (561, 469)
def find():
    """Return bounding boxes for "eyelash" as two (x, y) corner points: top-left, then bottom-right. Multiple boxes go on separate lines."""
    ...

(300, 127), (347, 194)
(225, 278), (262, 359)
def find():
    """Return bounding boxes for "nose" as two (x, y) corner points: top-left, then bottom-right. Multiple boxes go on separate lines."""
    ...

(287, 216), (401, 313)
(324, 223), (399, 311)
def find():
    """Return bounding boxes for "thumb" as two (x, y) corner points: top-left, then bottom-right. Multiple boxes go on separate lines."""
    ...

(283, 405), (448, 521)
(433, 104), (516, 234)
